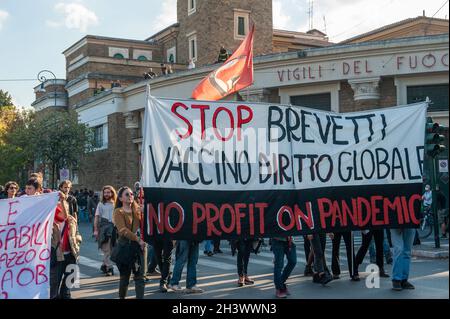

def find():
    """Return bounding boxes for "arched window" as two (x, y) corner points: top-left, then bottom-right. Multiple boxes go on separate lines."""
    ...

(137, 55), (148, 61)
(113, 53), (125, 59)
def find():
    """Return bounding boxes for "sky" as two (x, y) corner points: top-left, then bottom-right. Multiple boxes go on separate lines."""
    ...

(0, 0), (448, 108)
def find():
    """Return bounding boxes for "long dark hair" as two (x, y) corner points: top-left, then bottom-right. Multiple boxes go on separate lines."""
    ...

(101, 185), (117, 204)
(115, 186), (139, 211)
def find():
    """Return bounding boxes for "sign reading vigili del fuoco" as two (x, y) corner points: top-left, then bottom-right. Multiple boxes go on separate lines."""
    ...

(272, 50), (449, 84)
(141, 95), (426, 241)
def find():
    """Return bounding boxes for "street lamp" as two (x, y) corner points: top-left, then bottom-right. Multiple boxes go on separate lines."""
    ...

(37, 70), (57, 107)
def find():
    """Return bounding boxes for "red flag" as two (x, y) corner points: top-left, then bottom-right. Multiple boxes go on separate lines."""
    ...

(192, 25), (254, 101)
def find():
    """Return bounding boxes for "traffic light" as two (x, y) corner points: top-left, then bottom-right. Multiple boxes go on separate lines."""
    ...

(425, 117), (446, 157)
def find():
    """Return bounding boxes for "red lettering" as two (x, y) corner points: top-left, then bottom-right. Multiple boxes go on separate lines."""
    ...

(384, 197), (403, 225)
(276, 206), (296, 231)
(317, 198), (333, 229)
(36, 264), (48, 285)
(408, 194), (422, 225)
(219, 204), (235, 234)
(147, 203), (164, 235)
(172, 102), (193, 139)
(212, 107), (234, 141)
(357, 197), (371, 227)
(205, 203), (221, 236)
(370, 196), (384, 226)
(164, 202), (184, 234)
(237, 105), (253, 141)
(234, 203), (246, 235)
(255, 203), (267, 235)
(192, 203), (206, 235)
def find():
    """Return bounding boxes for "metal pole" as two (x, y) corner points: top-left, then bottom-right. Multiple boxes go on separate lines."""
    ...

(37, 70), (57, 107)
(432, 158), (441, 248)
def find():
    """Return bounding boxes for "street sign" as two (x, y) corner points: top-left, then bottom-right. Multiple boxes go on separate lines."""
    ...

(438, 160), (448, 173)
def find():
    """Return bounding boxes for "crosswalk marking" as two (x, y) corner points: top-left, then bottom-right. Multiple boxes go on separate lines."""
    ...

(77, 239), (381, 275)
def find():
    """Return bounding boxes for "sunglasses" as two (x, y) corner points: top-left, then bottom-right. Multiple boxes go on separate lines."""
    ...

(124, 192), (134, 197)
(9, 187), (18, 190)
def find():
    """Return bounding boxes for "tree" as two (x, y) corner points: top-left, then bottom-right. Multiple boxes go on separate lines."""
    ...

(29, 110), (95, 189)
(0, 105), (35, 185)
(0, 89), (13, 107)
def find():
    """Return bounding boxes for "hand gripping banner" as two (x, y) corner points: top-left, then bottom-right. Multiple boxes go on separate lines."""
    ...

(141, 96), (426, 241)
(0, 193), (58, 299)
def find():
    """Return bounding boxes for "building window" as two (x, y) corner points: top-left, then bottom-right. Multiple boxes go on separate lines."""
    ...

(93, 125), (104, 148)
(238, 17), (246, 36)
(167, 46), (176, 63)
(113, 53), (125, 59)
(188, 0), (196, 15)
(234, 10), (250, 40)
(290, 93), (332, 111)
(188, 34), (197, 62)
(137, 55), (148, 61)
(407, 84), (449, 112)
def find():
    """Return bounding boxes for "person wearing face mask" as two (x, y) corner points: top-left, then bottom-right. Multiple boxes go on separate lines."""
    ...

(112, 186), (146, 299)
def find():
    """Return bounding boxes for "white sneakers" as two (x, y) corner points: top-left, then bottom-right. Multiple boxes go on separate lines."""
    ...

(168, 284), (183, 292)
(168, 284), (204, 293)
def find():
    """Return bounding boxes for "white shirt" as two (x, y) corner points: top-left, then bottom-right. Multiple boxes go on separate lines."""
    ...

(95, 202), (115, 222)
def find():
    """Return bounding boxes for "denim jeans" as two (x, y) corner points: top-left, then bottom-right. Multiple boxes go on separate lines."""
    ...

(272, 239), (297, 290)
(204, 240), (213, 252)
(391, 228), (415, 281)
(170, 240), (199, 289)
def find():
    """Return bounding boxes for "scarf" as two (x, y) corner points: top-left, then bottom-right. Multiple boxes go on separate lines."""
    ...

(54, 204), (70, 252)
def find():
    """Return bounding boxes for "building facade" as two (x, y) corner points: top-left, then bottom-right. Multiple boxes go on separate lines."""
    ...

(31, 1), (449, 191)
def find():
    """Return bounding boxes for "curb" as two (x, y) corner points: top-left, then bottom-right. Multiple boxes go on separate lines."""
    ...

(412, 249), (449, 259)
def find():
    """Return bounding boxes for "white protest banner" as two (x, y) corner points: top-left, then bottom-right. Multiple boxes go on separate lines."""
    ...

(0, 193), (58, 299)
(141, 96), (427, 240)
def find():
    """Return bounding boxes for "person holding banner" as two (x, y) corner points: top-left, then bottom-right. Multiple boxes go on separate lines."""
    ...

(112, 187), (146, 299)
(4, 181), (19, 199)
(391, 227), (416, 291)
(168, 240), (203, 294)
(54, 193), (82, 299)
(308, 233), (333, 286)
(355, 230), (389, 278)
(235, 239), (255, 287)
(331, 231), (359, 281)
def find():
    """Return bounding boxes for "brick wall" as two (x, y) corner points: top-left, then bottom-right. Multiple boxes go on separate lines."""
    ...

(339, 77), (397, 112)
(77, 112), (140, 191)
(177, 0), (273, 67)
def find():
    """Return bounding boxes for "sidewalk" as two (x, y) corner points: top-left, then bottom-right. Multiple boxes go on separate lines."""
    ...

(412, 237), (449, 259)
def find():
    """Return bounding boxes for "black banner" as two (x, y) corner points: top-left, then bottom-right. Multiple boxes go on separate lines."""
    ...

(143, 183), (421, 241)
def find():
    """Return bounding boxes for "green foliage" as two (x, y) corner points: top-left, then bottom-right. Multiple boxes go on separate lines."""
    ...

(0, 101), (95, 187)
(0, 89), (13, 107)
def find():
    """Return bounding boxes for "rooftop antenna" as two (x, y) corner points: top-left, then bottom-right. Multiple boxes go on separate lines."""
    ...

(423, 9), (426, 17)
(323, 15), (327, 35)
(308, 0), (314, 30)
